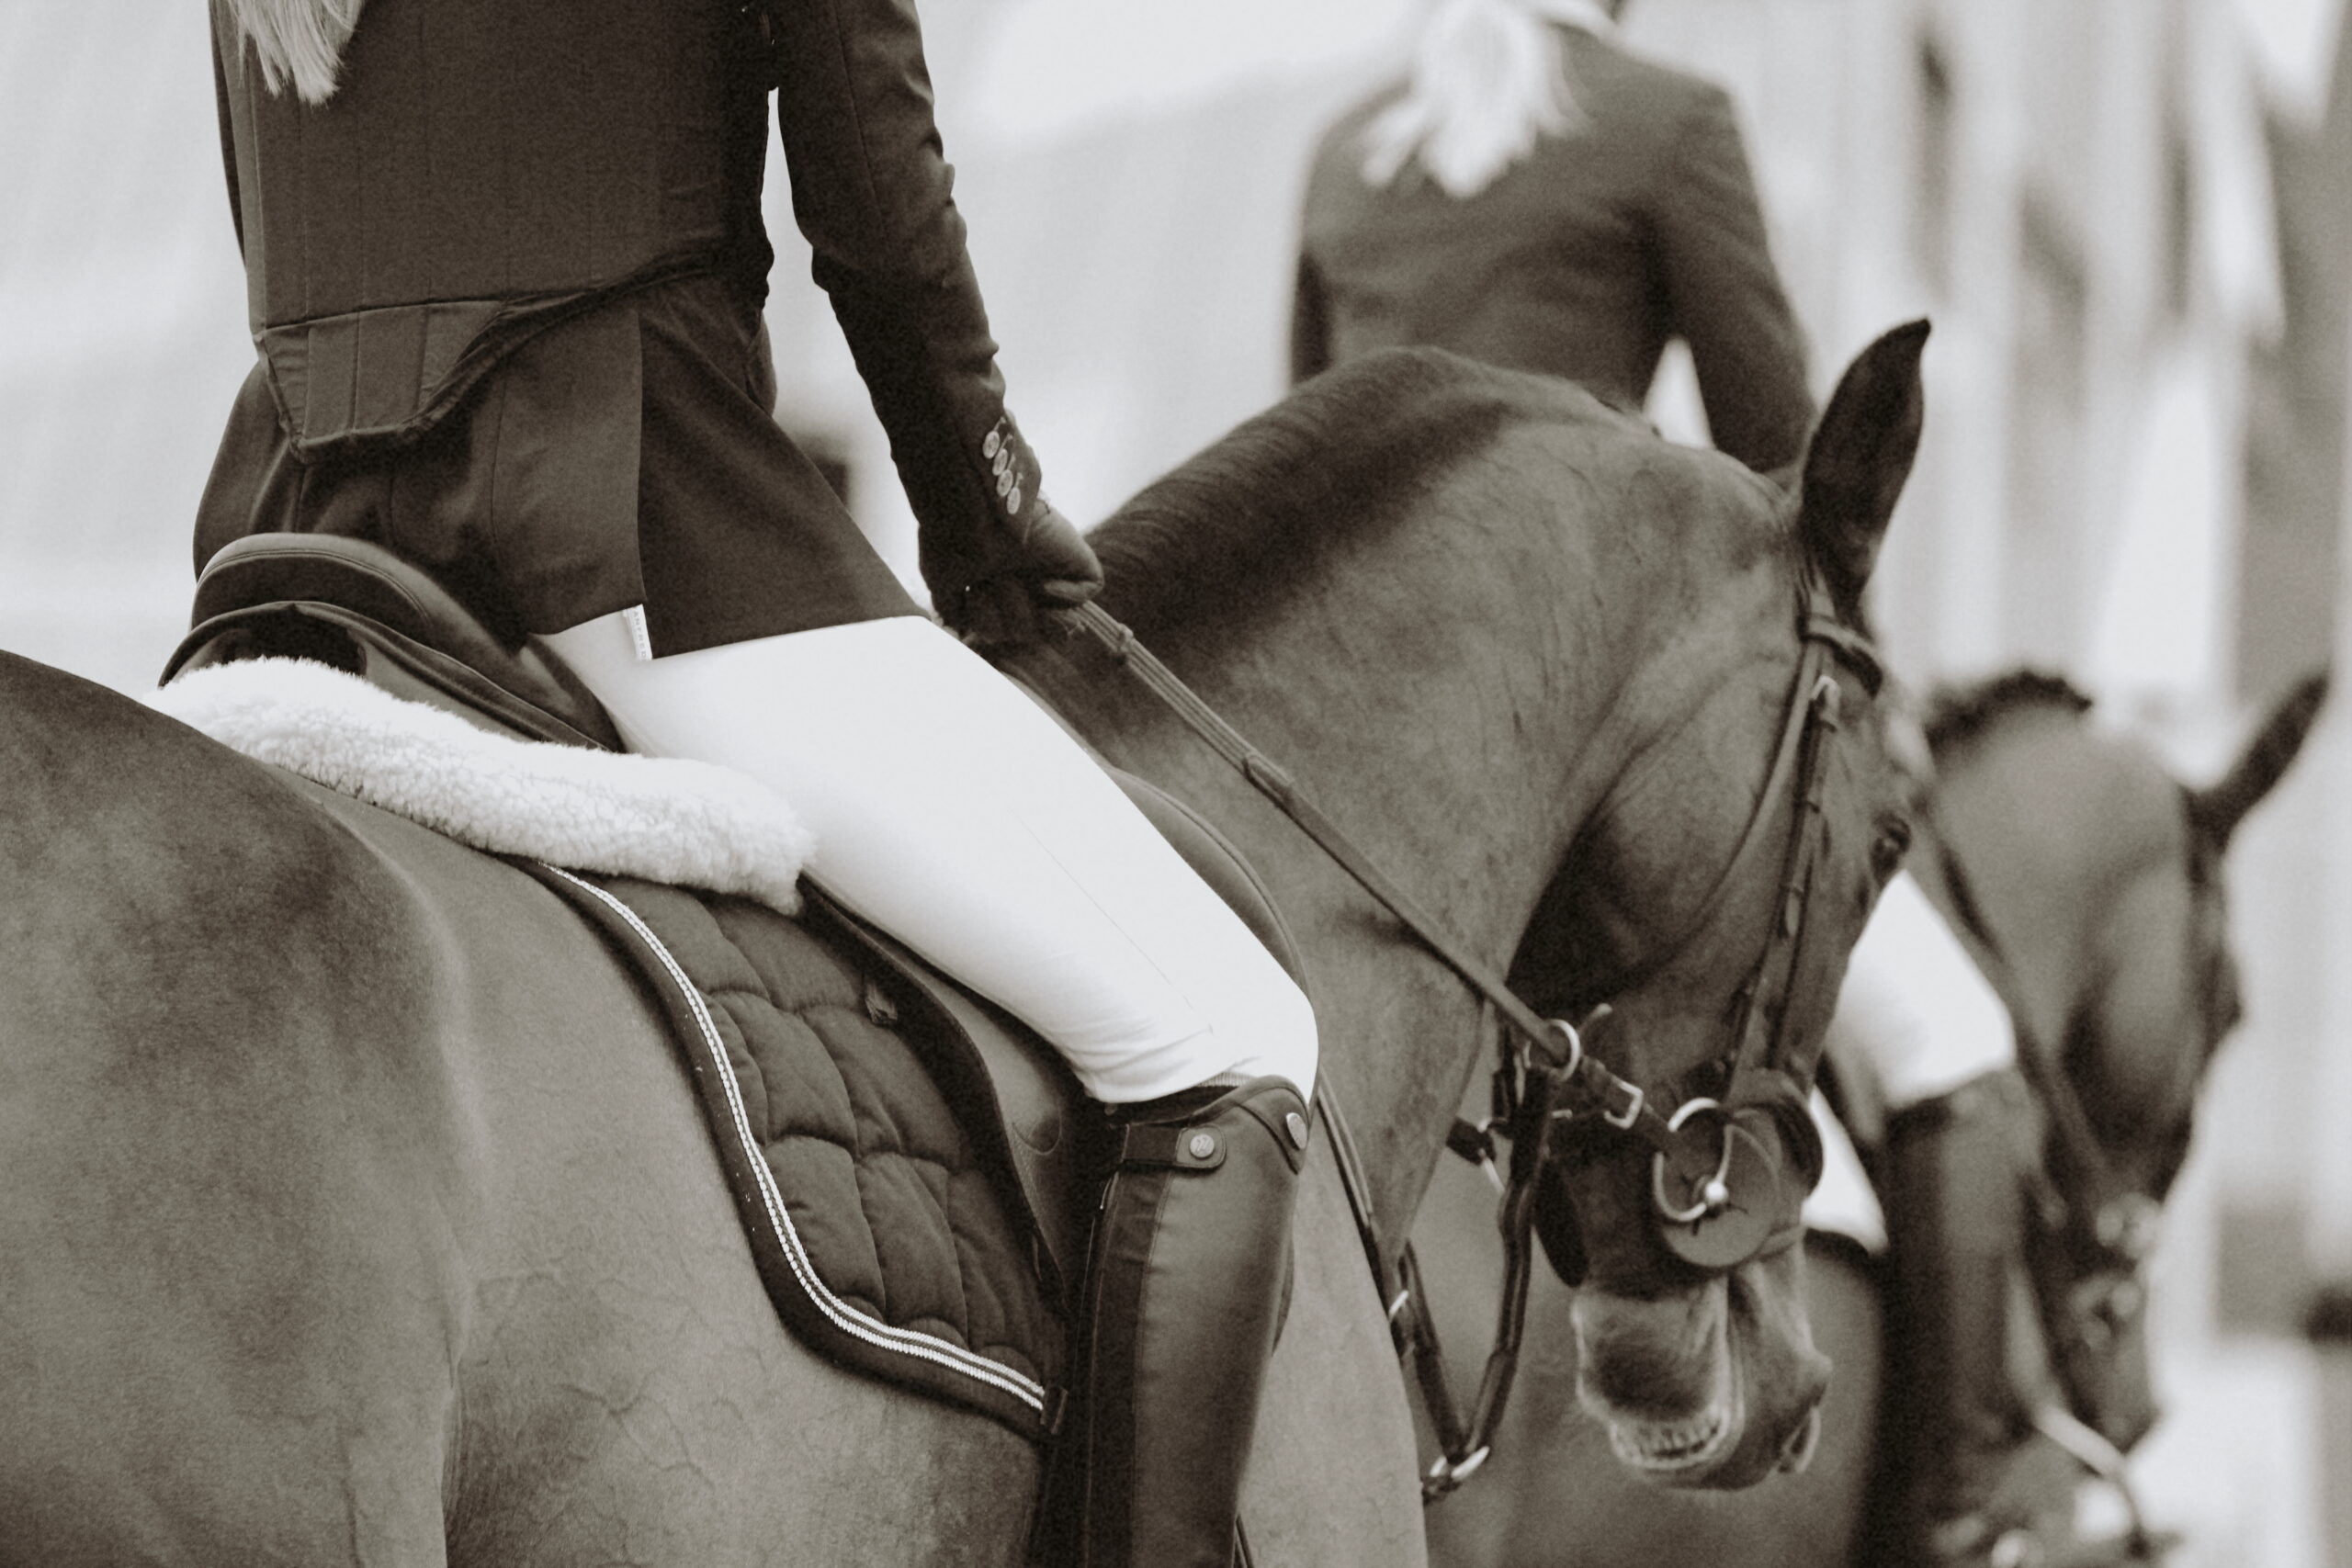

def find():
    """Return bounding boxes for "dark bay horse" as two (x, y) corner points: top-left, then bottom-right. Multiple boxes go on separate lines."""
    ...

(0, 331), (1925, 1566)
(1413, 667), (2328, 1568)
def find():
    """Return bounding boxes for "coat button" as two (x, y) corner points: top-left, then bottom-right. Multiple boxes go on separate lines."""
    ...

(1187, 1132), (1217, 1160)
(983, 430), (1001, 459)
(1005, 486), (1023, 513)
(1285, 1111), (1309, 1150)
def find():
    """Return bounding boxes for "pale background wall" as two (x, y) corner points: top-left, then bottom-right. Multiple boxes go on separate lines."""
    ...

(4, 1), (2347, 1560)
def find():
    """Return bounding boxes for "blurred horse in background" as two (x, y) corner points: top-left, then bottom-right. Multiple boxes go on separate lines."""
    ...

(1414, 667), (2328, 1568)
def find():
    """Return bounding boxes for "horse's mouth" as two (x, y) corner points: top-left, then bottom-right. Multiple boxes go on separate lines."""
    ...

(1600, 1289), (1742, 1477)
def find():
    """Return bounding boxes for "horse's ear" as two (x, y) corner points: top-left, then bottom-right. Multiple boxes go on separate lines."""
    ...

(2189, 668), (2330, 849)
(1797, 320), (1930, 607)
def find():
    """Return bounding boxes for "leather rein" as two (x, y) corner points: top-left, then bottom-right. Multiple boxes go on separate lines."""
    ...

(1069, 575), (1883, 1500)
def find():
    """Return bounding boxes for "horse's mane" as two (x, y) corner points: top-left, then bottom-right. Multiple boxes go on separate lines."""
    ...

(1090, 349), (1568, 637)
(1922, 669), (2095, 757)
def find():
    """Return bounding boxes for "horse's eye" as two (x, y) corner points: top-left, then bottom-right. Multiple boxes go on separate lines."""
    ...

(1871, 820), (1913, 878)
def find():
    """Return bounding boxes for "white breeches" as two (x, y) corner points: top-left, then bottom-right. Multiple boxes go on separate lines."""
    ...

(1801, 872), (2015, 1253)
(1822, 869), (2017, 1112)
(541, 611), (1319, 1104)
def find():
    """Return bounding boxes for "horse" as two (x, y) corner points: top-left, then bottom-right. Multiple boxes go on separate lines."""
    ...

(0, 329), (1926, 1566)
(1410, 665), (2328, 1568)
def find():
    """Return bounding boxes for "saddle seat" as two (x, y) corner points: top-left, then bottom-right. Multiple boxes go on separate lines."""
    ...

(167, 533), (1308, 1436)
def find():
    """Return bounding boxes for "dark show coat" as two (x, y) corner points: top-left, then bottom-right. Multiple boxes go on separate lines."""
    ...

(198, 0), (1050, 655)
(1294, 24), (1815, 475)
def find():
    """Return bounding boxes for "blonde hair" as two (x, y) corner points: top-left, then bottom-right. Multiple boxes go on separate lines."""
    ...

(219, 0), (367, 106)
(1362, 0), (1611, 198)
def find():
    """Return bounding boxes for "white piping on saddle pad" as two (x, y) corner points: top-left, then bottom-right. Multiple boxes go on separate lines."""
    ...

(541, 864), (1049, 1414)
(147, 657), (812, 915)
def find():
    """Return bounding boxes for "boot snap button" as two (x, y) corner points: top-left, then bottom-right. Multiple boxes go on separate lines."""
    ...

(1187, 1132), (1218, 1160)
(1284, 1111), (1309, 1150)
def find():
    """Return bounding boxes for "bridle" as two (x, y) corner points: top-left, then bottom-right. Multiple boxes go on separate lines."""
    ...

(1534, 562), (1883, 1279)
(1068, 566), (1884, 1496)
(1408, 567), (1882, 1489)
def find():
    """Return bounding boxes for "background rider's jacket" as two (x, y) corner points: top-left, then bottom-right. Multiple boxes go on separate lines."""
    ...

(198, 0), (1042, 654)
(1292, 24), (1815, 475)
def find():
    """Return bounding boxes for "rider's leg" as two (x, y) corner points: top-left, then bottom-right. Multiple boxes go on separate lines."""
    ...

(1830, 875), (2075, 1565)
(543, 609), (1316, 1567)
(1882, 1070), (2042, 1564)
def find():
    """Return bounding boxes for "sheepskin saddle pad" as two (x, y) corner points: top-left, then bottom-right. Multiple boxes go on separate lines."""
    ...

(150, 658), (1075, 1438)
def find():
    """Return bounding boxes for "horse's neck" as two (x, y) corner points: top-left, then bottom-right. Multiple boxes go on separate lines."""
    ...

(1933, 725), (2175, 1059)
(1025, 569), (1648, 1239)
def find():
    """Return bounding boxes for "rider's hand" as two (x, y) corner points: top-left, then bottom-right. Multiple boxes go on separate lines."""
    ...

(920, 414), (1104, 648)
(945, 506), (1103, 648)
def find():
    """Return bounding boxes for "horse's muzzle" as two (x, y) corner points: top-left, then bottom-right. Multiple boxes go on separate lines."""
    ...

(1573, 1249), (1831, 1491)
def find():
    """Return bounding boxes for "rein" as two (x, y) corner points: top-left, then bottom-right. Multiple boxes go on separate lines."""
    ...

(1068, 580), (1879, 1499)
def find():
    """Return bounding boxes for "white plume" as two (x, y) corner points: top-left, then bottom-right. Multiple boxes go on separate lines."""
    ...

(1363, 0), (1616, 199)
(220, 0), (368, 106)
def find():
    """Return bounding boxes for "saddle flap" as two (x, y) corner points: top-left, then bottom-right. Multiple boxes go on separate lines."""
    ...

(793, 767), (1310, 1301)
(807, 890), (1095, 1298)
(1107, 770), (1307, 988)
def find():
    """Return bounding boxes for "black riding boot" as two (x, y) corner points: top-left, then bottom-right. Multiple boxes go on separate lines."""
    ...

(1075, 1077), (1310, 1568)
(1884, 1068), (2165, 1567)
(1883, 1068), (2048, 1565)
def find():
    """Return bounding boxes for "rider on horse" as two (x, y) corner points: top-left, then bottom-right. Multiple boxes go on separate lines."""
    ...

(1296, 3), (2080, 1561)
(201, 3), (1312, 1562)
(1293, 0), (1812, 477)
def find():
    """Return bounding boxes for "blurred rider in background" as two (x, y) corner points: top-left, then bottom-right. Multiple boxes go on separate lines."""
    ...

(1293, 0), (1810, 474)
(201, 2), (1316, 1562)
(1295, 5), (2098, 1562)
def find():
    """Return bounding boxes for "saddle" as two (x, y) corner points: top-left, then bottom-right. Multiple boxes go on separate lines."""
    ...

(166, 532), (1308, 1438)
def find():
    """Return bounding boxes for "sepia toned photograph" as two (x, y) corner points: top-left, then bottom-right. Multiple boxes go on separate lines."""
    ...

(2, 2), (2347, 1564)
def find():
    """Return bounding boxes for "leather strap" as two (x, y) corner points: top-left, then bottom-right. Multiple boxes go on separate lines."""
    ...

(1071, 602), (1692, 1161)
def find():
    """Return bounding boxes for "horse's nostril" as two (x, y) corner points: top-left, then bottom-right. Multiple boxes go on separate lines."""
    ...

(1776, 1404), (1822, 1475)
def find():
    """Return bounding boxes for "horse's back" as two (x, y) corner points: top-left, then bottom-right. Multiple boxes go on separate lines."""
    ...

(0, 653), (489, 1562)
(0, 654), (1038, 1565)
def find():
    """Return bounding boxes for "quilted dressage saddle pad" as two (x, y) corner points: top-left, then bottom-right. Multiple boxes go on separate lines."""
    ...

(149, 650), (1283, 1445)
(516, 863), (1073, 1438)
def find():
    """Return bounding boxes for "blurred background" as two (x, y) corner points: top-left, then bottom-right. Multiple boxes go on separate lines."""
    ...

(4, 0), (2348, 1561)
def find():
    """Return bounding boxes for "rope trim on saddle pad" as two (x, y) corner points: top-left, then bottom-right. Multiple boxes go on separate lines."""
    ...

(146, 656), (810, 914)
(515, 862), (1057, 1436)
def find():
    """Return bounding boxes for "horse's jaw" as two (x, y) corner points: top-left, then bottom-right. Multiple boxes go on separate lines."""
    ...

(1568, 1251), (1830, 1490)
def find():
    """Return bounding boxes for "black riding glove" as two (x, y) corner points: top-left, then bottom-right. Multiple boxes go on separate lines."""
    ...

(918, 414), (1103, 649)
